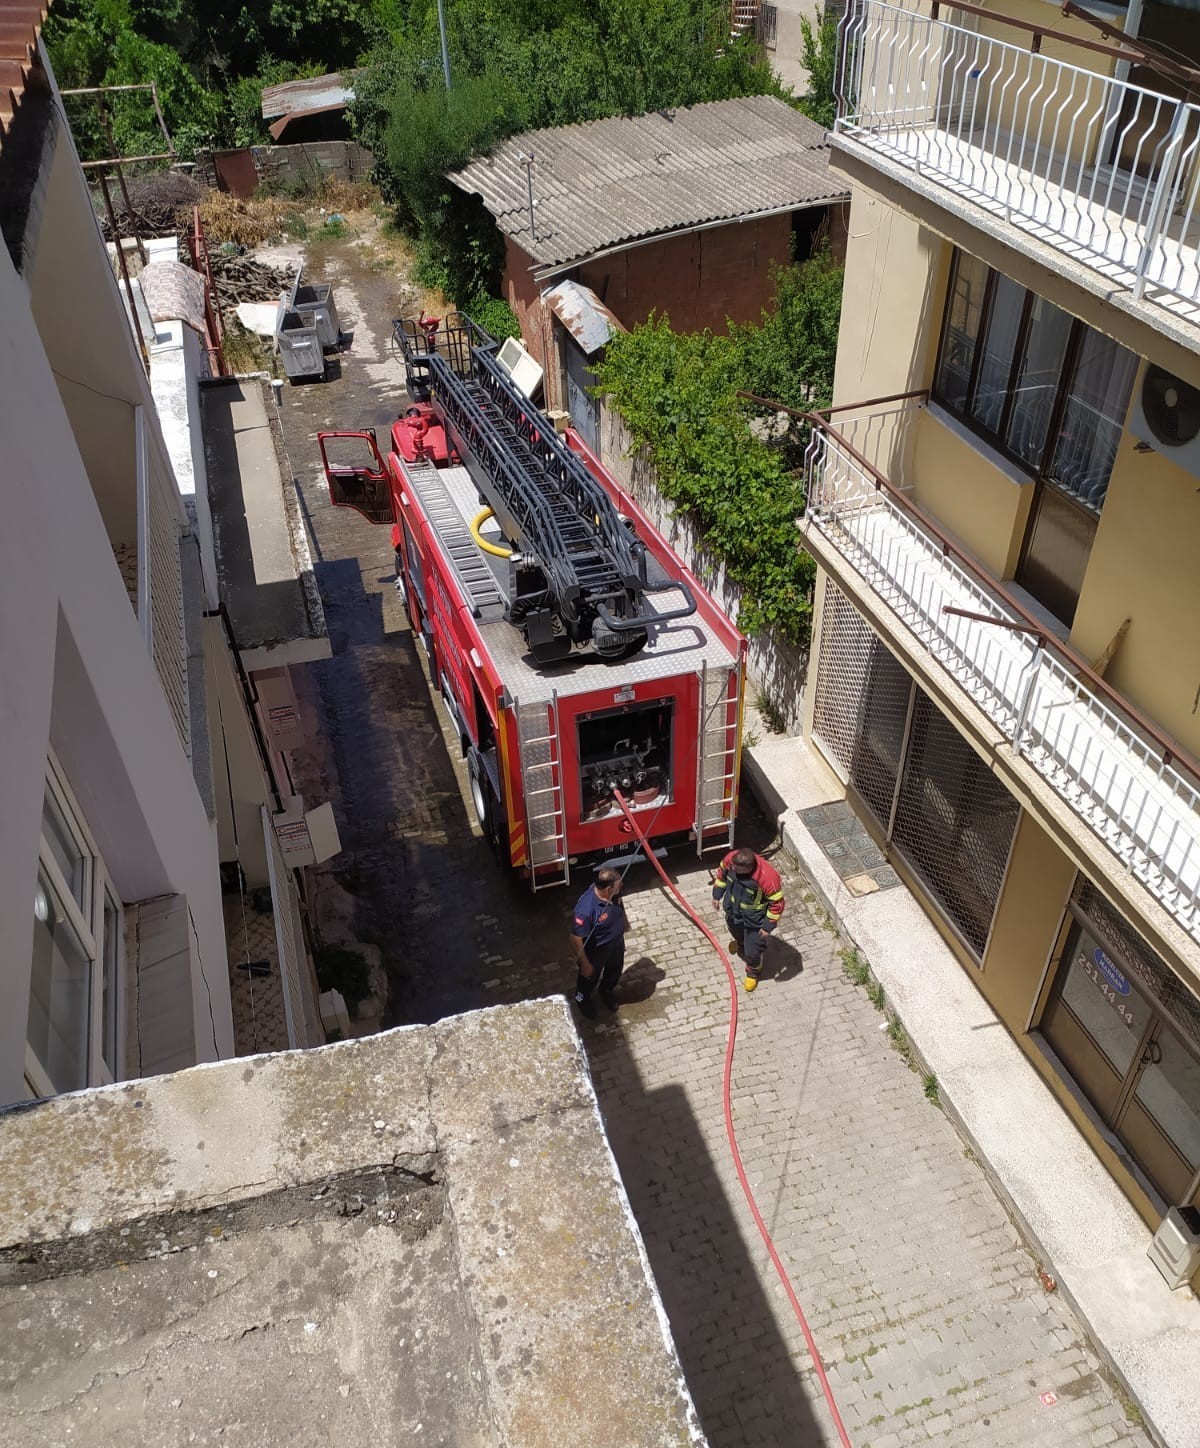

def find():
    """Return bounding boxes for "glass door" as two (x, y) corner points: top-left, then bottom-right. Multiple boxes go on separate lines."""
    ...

(1042, 914), (1200, 1205)
(1105, 3), (1200, 181)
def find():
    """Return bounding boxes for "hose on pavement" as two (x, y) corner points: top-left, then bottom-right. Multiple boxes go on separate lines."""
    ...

(611, 789), (854, 1448)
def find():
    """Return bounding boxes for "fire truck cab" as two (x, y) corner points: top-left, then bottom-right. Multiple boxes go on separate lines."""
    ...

(318, 313), (745, 889)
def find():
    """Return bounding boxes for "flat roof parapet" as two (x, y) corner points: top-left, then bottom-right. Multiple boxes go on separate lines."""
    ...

(0, 1000), (704, 1448)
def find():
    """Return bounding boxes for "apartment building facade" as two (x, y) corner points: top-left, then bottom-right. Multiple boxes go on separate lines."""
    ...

(803, 0), (1200, 1252)
(0, 14), (330, 1104)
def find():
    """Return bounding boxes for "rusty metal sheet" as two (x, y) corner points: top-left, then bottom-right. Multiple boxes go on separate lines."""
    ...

(543, 280), (623, 357)
(261, 72), (354, 120)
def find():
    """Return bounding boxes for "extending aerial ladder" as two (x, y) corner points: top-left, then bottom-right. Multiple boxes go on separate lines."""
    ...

(392, 314), (697, 663)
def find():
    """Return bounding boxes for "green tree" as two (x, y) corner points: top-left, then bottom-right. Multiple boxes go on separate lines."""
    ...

(734, 248), (844, 413)
(797, 6), (839, 130)
(354, 0), (782, 302)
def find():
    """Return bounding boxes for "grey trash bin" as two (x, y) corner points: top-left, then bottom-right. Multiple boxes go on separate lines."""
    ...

(293, 281), (341, 350)
(276, 299), (324, 382)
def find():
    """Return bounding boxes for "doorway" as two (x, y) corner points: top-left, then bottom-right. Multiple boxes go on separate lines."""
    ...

(1040, 889), (1200, 1207)
(1103, 2), (1200, 181)
(563, 331), (601, 454)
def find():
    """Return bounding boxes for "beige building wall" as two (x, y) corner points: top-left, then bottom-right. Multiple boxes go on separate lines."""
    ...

(1072, 438), (1200, 759)
(0, 90), (234, 1103)
(981, 813), (1075, 1030)
(832, 192), (946, 406)
(908, 414), (1034, 579)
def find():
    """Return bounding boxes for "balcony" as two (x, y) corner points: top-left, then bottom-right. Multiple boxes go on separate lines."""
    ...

(801, 408), (1200, 952)
(835, 1), (1200, 333)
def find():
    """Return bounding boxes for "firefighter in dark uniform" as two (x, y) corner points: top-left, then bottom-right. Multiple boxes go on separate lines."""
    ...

(712, 847), (785, 992)
(569, 867), (628, 1019)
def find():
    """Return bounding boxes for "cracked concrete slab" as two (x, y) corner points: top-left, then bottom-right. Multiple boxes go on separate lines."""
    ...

(0, 1000), (705, 1448)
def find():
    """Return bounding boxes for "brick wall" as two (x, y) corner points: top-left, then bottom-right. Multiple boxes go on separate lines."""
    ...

(502, 236), (564, 408)
(577, 212), (792, 332)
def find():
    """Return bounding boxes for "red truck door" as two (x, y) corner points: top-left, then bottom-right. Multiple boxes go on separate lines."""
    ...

(317, 431), (392, 525)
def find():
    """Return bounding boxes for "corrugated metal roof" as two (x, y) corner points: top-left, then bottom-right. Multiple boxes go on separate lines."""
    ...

(543, 279), (624, 357)
(450, 95), (847, 271)
(268, 101), (348, 141)
(261, 71), (355, 121)
(0, 1), (49, 149)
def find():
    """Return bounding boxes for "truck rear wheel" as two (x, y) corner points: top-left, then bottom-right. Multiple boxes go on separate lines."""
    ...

(467, 746), (494, 839)
(467, 746), (509, 868)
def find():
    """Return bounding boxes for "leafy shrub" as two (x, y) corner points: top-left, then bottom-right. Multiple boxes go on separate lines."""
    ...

(467, 295), (520, 341)
(593, 251), (843, 646)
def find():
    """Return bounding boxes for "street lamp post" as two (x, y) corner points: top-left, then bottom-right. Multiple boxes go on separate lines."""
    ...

(437, 0), (452, 90)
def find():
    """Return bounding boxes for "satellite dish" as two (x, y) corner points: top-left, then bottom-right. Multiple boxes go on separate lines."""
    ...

(1141, 364), (1200, 448)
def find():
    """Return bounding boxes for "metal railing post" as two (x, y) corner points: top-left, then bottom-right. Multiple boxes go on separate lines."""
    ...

(1134, 103), (1191, 299)
(1012, 643), (1043, 750)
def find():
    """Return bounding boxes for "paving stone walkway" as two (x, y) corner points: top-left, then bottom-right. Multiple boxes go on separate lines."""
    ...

(587, 864), (1149, 1448)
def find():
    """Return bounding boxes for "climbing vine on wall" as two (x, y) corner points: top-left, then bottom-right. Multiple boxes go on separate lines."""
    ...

(593, 250), (843, 646)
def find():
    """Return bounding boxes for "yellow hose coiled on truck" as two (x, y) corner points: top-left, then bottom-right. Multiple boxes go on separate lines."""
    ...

(470, 506), (514, 558)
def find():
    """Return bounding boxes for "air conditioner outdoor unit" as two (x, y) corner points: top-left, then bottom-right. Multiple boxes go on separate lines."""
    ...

(1147, 1204), (1200, 1289)
(1129, 362), (1200, 481)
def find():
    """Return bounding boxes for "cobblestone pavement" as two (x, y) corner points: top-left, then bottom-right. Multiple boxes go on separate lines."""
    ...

(277, 234), (1149, 1448)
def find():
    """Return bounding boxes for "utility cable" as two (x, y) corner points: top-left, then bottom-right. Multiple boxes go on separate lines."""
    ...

(611, 789), (855, 1448)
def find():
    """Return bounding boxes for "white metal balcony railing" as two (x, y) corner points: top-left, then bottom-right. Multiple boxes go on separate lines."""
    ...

(837, 0), (1200, 323)
(803, 415), (1200, 947)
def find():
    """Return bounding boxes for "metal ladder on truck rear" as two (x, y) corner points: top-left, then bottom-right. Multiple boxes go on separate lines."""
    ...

(694, 661), (741, 855)
(515, 694), (570, 889)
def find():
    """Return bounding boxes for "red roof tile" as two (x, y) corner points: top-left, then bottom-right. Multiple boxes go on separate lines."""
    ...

(0, 1), (49, 146)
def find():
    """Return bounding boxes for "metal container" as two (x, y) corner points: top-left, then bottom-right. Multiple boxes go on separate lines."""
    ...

(293, 281), (340, 350)
(276, 301), (324, 381)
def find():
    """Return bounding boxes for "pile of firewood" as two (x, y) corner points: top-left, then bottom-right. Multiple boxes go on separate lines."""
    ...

(95, 171), (204, 239)
(201, 252), (296, 305)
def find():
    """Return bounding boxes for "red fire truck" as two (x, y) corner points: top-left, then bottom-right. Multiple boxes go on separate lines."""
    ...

(318, 313), (745, 889)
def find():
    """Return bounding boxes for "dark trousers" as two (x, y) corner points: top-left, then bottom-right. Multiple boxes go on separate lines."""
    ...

(725, 908), (768, 974)
(575, 943), (625, 1002)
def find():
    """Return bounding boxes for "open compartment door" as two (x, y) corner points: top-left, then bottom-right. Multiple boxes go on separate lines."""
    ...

(317, 430), (392, 525)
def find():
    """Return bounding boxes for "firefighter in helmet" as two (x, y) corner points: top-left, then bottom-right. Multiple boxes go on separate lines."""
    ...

(712, 847), (785, 992)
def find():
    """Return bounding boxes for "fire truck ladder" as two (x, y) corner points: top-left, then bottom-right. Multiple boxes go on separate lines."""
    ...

(407, 458), (503, 617)
(694, 661), (740, 855)
(394, 317), (696, 651)
(514, 693), (569, 889)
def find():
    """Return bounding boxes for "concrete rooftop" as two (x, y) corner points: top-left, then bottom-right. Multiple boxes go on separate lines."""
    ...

(0, 999), (704, 1448)
(201, 375), (330, 670)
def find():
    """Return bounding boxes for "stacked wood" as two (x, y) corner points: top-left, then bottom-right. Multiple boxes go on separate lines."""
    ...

(95, 171), (204, 239)
(192, 251), (296, 305)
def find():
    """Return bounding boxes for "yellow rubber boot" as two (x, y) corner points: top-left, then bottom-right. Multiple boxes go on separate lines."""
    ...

(743, 975), (758, 993)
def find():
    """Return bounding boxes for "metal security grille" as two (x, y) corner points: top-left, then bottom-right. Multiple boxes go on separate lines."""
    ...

(1073, 879), (1200, 1055)
(892, 694), (1020, 957)
(263, 806), (322, 1049)
(814, 583), (1020, 958)
(812, 584), (911, 832)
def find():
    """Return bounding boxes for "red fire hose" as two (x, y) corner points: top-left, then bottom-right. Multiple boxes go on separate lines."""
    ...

(611, 790), (855, 1448)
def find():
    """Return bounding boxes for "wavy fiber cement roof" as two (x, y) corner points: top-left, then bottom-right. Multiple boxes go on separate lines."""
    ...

(450, 94), (846, 271)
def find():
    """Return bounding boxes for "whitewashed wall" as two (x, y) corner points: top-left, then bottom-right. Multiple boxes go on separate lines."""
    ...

(598, 402), (810, 734)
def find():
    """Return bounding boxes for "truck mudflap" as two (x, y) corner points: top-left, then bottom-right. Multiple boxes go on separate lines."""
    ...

(317, 430), (392, 525)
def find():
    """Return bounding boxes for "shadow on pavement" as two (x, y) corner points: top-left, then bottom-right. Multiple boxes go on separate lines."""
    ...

(617, 955), (667, 1003)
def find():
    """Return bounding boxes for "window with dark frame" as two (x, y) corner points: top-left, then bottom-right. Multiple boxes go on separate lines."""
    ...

(933, 251), (1138, 518)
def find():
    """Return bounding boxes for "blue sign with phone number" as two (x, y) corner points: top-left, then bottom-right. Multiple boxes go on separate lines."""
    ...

(1093, 948), (1130, 996)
